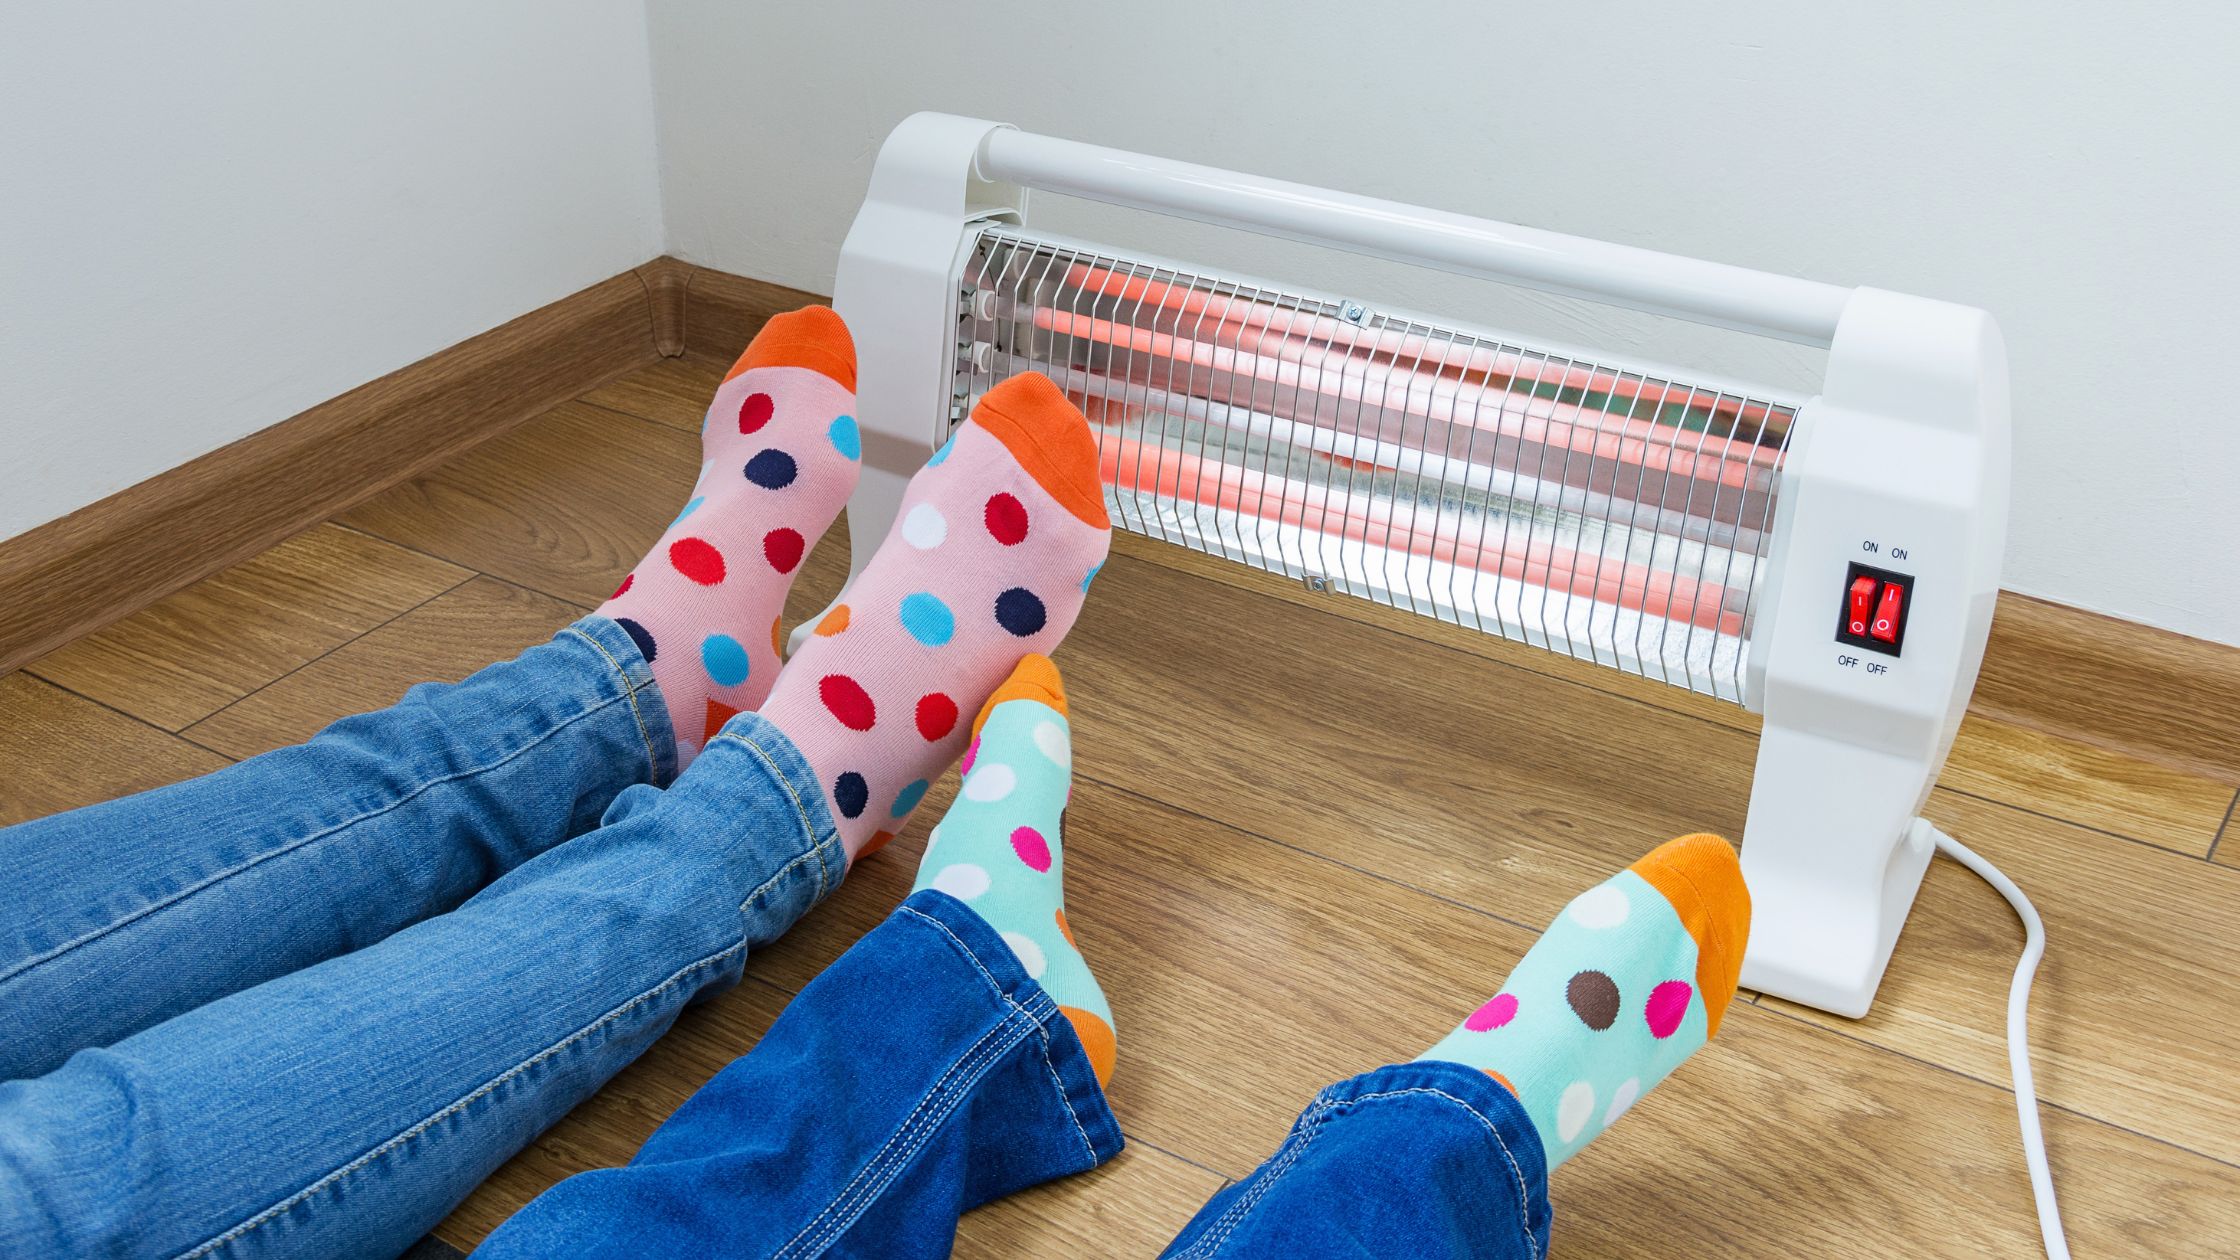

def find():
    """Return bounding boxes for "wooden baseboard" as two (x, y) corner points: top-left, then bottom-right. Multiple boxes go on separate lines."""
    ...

(0, 267), (664, 675)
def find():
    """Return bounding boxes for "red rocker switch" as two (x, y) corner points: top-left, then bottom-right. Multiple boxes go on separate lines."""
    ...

(1836, 562), (1913, 657)
(1847, 576), (1877, 638)
(1870, 582), (1906, 644)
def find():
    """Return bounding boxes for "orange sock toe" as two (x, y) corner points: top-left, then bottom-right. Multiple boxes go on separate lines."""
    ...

(725, 305), (857, 392)
(971, 374), (1109, 529)
(1627, 833), (1751, 1035)
(971, 653), (1068, 741)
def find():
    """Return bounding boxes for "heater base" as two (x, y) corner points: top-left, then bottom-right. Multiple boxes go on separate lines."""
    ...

(1738, 817), (1936, 1018)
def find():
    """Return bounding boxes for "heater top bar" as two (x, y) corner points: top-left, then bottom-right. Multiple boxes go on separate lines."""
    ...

(975, 127), (1853, 348)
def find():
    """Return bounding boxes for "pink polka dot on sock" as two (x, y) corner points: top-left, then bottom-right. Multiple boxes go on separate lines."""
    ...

(960, 736), (979, 778)
(1465, 992), (1519, 1032)
(1645, 980), (1692, 1039)
(1011, 825), (1051, 872)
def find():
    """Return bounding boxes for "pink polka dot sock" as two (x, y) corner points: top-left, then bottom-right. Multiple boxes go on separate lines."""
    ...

(912, 655), (1115, 1086)
(596, 306), (861, 768)
(757, 371), (1111, 863)
(1417, 833), (1751, 1168)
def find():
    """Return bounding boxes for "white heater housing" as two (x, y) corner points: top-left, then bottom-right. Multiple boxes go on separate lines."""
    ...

(817, 112), (2010, 1018)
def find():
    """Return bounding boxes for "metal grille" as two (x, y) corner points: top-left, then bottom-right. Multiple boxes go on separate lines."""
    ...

(950, 227), (1796, 702)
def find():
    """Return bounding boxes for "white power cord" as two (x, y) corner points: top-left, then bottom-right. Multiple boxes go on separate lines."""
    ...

(1910, 819), (2071, 1260)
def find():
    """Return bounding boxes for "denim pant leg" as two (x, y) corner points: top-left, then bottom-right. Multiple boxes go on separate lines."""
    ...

(0, 711), (847, 1260)
(1159, 1061), (1553, 1260)
(474, 889), (1124, 1260)
(0, 616), (673, 1081)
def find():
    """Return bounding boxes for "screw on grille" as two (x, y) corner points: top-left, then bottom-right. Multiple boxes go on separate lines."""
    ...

(1302, 575), (1332, 592)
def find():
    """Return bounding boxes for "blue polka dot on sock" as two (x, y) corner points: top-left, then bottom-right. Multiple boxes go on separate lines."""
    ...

(927, 433), (956, 466)
(614, 617), (657, 663)
(1080, 563), (1102, 593)
(834, 772), (868, 819)
(828, 415), (861, 461)
(671, 496), (705, 528)
(898, 592), (956, 646)
(994, 587), (1047, 637)
(699, 633), (750, 686)
(744, 449), (798, 489)
(891, 778), (929, 817)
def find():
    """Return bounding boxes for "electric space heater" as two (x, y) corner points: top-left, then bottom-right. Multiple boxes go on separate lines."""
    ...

(818, 113), (2010, 1019)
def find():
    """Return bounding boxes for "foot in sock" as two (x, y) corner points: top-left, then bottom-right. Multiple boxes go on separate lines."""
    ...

(1419, 833), (1750, 1168)
(911, 655), (1115, 1085)
(597, 306), (861, 766)
(758, 372), (1111, 862)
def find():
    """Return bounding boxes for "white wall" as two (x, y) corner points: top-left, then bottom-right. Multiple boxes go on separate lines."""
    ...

(646, 0), (2240, 647)
(0, 3), (663, 539)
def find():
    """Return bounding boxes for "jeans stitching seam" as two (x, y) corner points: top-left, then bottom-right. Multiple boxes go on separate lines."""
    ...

(0, 691), (639, 992)
(774, 1003), (1037, 1260)
(730, 734), (841, 911)
(171, 939), (747, 1260)
(562, 625), (662, 782)
(794, 1013), (1023, 1258)
(1177, 1098), (1335, 1258)
(892, 904), (1010, 1005)
(1030, 1020), (1101, 1167)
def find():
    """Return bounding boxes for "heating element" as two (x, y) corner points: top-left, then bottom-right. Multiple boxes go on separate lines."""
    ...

(819, 113), (2011, 1018)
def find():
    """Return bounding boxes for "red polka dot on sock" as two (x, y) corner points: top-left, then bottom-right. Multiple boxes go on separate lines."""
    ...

(1011, 825), (1051, 872)
(764, 528), (805, 574)
(668, 538), (726, 585)
(985, 492), (1029, 545)
(819, 674), (877, 731)
(740, 392), (774, 433)
(611, 573), (633, 599)
(915, 692), (958, 740)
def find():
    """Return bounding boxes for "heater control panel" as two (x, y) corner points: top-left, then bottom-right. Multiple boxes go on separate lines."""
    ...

(1836, 562), (1913, 656)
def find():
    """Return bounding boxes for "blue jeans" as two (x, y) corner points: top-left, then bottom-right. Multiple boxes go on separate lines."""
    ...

(0, 616), (853, 1258)
(479, 887), (1553, 1259)
(1, 614), (1553, 1259)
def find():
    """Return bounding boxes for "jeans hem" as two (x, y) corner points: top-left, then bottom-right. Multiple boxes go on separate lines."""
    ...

(564, 615), (677, 786)
(895, 890), (1125, 1167)
(1170, 1060), (1549, 1260)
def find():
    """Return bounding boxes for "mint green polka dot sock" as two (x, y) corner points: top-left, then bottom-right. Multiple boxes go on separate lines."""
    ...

(910, 654), (1115, 1086)
(1419, 833), (1751, 1168)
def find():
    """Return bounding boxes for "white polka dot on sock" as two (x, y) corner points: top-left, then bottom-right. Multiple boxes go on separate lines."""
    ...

(1032, 720), (1070, 770)
(1603, 1077), (1641, 1127)
(926, 823), (944, 851)
(1556, 1080), (1596, 1142)
(930, 863), (989, 900)
(902, 502), (948, 549)
(963, 763), (1016, 802)
(1002, 931), (1047, 978)
(1567, 883), (1630, 930)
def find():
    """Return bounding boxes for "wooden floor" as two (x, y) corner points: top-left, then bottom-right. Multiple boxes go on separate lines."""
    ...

(8, 351), (2239, 1257)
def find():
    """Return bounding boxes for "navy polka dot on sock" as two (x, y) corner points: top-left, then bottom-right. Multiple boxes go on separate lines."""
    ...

(834, 771), (869, 819)
(615, 617), (658, 663)
(744, 449), (798, 489)
(994, 587), (1047, 637)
